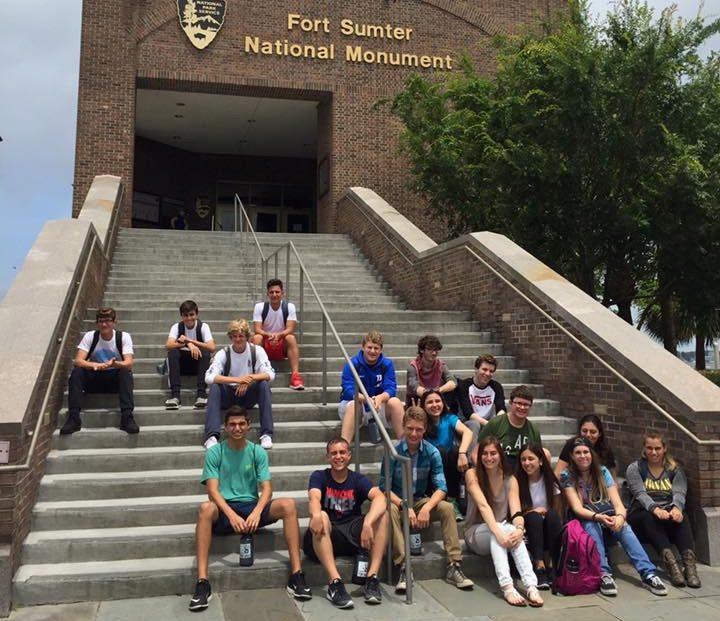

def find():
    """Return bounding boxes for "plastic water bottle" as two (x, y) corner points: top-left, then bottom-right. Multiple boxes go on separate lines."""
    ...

(409, 529), (423, 556)
(458, 481), (467, 514)
(352, 549), (369, 585)
(239, 534), (254, 567)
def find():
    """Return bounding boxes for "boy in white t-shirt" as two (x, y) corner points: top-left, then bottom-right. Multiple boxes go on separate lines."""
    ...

(61, 307), (138, 435)
(204, 319), (276, 450)
(252, 279), (304, 391)
(164, 300), (216, 410)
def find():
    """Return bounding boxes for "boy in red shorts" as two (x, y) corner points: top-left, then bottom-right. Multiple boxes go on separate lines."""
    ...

(252, 279), (305, 390)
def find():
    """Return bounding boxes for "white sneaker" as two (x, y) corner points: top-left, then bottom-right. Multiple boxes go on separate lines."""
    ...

(260, 434), (273, 450)
(204, 436), (218, 450)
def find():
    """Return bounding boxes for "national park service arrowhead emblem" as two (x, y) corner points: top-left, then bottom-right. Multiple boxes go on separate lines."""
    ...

(177, 0), (226, 50)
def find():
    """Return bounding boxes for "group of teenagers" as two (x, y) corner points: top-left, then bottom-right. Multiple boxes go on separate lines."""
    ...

(56, 282), (703, 613)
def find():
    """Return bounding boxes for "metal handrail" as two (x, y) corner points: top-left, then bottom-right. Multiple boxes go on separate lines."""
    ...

(0, 184), (125, 474)
(239, 224), (416, 602)
(346, 191), (720, 447)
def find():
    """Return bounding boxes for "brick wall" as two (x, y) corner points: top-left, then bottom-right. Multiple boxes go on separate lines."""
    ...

(73, 0), (566, 235)
(337, 190), (720, 560)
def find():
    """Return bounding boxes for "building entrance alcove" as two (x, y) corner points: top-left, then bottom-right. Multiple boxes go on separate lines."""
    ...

(132, 88), (324, 232)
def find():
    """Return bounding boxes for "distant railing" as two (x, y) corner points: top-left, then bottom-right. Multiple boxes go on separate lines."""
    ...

(234, 196), (416, 602)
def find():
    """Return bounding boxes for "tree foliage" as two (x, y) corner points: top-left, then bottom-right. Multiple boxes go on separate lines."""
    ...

(391, 0), (720, 358)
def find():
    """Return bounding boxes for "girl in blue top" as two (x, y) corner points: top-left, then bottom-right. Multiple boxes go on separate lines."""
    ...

(420, 390), (473, 520)
(560, 437), (668, 598)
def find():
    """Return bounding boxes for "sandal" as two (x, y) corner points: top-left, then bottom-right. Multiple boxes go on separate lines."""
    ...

(524, 585), (544, 608)
(502, 585), (527, 607)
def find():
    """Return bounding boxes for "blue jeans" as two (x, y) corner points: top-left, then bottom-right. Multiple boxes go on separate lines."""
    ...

(204, 381), (273, 441)
(582, 520), (656, 578)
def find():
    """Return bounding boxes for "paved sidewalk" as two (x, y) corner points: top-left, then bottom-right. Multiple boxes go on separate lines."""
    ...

(7, 564), (720, 621)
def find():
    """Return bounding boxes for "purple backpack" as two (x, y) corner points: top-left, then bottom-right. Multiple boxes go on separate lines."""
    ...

(552, 519), (602, 595)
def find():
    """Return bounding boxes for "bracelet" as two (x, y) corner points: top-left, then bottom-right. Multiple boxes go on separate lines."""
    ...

(459, 452), (467, 455)
(592, 512), (598, 522)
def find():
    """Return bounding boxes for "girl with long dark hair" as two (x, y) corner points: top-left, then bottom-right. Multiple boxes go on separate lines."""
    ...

(554, 414), (616, 477)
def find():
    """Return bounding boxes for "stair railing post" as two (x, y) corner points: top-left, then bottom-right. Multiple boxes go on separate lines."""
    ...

(353, 390), (361, 473)
(322, 314), (327, 405)
(299, 267), (304, 344)
(384, 452), (393, 585)
(285, 243), (291, 298)
(402, 461), (414, 604)
(274, 253), (278, 279)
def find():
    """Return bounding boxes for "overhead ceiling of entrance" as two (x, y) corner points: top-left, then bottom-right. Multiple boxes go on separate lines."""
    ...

(135, 90), (318, 158)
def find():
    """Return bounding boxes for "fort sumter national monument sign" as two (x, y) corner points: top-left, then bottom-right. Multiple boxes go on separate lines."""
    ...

(178, 0), (455, 69)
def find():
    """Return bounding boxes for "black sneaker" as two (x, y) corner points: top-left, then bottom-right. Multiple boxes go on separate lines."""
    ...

(642, 574), (668, 596)
(188, 579), (212, 611)
(287, 571), (312, 600)
(120, 411), (140, 434)
(600, 574), (618, 596)
(326, 578), (354, 609)
(535, 567), (550, 590)
(60, 413), (81, 435)
(363, 574), (382, 605)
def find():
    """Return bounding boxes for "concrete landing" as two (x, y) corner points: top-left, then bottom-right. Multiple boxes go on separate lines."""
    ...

(7, 563), (720, 621)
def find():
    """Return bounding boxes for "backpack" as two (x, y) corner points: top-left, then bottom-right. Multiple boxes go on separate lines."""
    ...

(86, 330), (123, 360)
(177, 319), (204, 342)
(261, 301), (289, 325)
(222, 345), (257, 377)
(552, 519), (602, 595)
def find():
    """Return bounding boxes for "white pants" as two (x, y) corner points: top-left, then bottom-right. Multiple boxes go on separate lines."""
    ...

(465, 521), (537, 589)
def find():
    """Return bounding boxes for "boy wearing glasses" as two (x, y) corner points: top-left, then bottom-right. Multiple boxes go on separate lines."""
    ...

(60, 307), (138, 435)
(477, 385), (542, 469)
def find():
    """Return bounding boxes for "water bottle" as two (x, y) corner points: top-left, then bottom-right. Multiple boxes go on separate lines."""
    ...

(239, 534), (254, 567)
(367, 418), (382, 444)
(409, 529), (423, 556)
(458, 481), (467, 515)
(351, 549), (369, 585)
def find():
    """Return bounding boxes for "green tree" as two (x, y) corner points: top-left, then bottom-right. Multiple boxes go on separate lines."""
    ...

(391, 0), (720, 350)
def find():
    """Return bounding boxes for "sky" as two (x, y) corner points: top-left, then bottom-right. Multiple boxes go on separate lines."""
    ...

(0, 0), (718, 301)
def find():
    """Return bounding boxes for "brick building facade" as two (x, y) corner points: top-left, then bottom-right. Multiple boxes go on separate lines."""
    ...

(73, 0), (563, 235)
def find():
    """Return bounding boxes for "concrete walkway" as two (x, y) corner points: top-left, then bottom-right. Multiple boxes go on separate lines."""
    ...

(7, 563), (720, 621)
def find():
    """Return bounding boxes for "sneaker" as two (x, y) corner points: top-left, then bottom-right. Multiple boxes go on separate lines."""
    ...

(445, 562), (474, 589)
(260, 434), (273, 450)
(326, 578), (354, 609)
(287, 570), (312, 600)
(119, 412), (139, 434)
(363, 574), (382, 605)
(451, 498), (464, 522)
(188, 579), (212, 611)
(165, 397), (180, 410)
(194, 396), (208, 409)
(204, 436), (219, 450)
(600, 574), (618, 596)
(535, 567), (550, 590)
(289, 372), (305, 390)
(60, 413), (81, 435)
(156, 360), (168, 375)
(642, 574), (668, 596)
(395, 565), (409, 594)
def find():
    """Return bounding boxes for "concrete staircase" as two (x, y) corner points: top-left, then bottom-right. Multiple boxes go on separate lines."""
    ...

(12, 229), (574, 606)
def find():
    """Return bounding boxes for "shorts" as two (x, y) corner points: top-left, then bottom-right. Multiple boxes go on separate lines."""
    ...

(303, 515), (365, 561)
(338, 400), (389, 427)
(212, 500), (277, 535)
(263, 337), (287, 361)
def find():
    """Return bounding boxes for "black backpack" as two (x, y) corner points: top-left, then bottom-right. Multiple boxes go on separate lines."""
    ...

(86, 330), (123, 360)
(261, 301), (289, 325)
(222, 345), (257, 376)
(177, 319), (204, 342)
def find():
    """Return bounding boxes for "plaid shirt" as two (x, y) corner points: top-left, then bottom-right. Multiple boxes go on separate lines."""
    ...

(379, 438), (447, 500)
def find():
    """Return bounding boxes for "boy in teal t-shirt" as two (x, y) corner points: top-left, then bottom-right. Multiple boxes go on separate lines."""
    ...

(189, 406), (312, 611)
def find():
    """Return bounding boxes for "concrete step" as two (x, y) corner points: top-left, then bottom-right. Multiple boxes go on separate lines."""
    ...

(103, 283), (394, 295)
(128, 367), (530, 389)
(21, 516), (464, 564)
(64, 383), (545, 408)
(12, 541), (496, 607)
(102, 298), (404, 310)
(44, 444), (387, 475)
(58, 402), (564, 429)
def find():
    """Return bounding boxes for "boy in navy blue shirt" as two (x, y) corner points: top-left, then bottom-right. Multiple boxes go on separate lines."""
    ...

(338, 330), (404, 442)
(304, 437), (388, 608)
